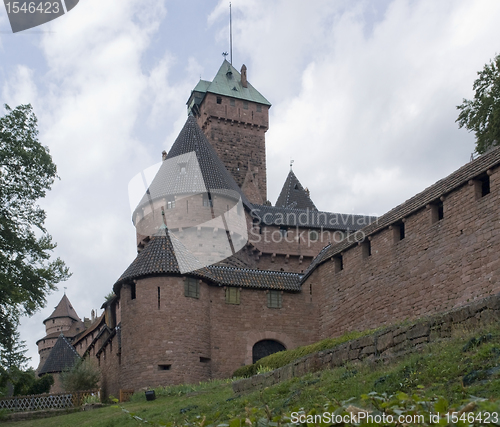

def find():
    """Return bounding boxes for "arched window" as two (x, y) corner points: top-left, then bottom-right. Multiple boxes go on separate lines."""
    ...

(252, 339), (286, 364)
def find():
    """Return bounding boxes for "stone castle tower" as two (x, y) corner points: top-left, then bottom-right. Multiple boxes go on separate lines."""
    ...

(187, 60), (271, 204)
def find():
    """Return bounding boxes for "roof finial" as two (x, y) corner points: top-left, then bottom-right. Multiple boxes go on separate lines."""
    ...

(64, 286), (67, 295)
(229, 2), (233, 65)
(290, 159), (294, 171)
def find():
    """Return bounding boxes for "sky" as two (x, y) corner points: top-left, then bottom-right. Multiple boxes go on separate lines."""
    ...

(1, 0), (499, 368)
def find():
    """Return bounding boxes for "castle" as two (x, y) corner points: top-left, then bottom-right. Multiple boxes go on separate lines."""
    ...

(36, 60), (500, 398)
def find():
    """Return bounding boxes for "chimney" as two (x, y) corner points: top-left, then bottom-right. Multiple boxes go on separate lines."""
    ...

(241, 64), (248, 88)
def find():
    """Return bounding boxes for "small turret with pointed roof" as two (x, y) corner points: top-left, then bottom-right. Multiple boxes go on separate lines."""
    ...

(186, 60), (270, 204)
(276, 169), (317, 211)
(36, 294), (85, 375)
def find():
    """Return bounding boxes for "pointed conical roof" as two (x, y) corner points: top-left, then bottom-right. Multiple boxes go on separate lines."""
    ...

(190, 60), (271, 107)
(38, 334), (81, 376)
(276, 170), (317, 210)
(134, 115), (251, 216)
(43, 294), (81, 324)
(114, 231), (213, 290)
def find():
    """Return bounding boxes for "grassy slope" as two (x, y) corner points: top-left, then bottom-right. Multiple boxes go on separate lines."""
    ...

(4, 325), (500, 426)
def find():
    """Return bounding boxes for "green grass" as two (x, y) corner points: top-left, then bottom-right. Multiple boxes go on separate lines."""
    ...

(4, 325), (500, 426)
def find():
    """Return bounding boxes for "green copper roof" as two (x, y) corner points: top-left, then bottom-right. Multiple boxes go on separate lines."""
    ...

(195, 60), (271, 106)
(192, 80), (211, 93)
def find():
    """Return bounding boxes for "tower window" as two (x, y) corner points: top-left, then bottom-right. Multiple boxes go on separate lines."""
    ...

(267, 290), (282, 309)
(202, 194), (213, 207)
(184, 278), (199, 299)
(279, 226), (287, 237)
(256, 105), (262, 112)
(243, 101), (248, 110)
(225, 287), (240, 305)
(216, 96), (222, 104)
(230, 99), (235, 106)
(130, 283), (136, 300)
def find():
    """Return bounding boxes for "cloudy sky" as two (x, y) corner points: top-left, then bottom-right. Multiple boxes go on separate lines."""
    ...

(1, 0), (499, 367)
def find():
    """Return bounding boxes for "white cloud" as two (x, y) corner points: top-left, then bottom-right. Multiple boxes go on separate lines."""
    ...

(7, 0), (500, 367)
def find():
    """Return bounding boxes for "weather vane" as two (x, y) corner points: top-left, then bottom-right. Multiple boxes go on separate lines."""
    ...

(222, 52), (228, 58)
(290, 159), (294, 171)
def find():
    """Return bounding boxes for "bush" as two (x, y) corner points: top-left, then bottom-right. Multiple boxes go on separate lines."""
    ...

(28, 374), (54, 395)
(61, 359), (100, 391)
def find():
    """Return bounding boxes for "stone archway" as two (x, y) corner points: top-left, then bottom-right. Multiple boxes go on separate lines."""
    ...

(252, 339), (286, 364)
(245, 331), (294, 365)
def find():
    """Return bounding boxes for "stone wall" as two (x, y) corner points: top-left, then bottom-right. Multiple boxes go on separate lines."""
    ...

(311, 165), (500, 340)
(232, 293), (500, 394)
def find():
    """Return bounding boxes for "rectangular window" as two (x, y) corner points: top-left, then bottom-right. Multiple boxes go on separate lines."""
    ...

(430, 201), (444, 223)
(130, 283), (136, 300)
(230, 99), (235, 106)
(158, 287), (160, 310)
(202, 194), (212, 207)
(256, 105), (262, 112)
(393, 221), (405, 242)
(184, 278), (200, 299)
(158, 364), (171, 371)
(200, 357), (210, 363)
(243, 101), (249, 110)
(361, 240), (371, 258)
(279, 226), (288, 237)
(473, 173), (491, 199)
(225, 287), (240, 304)
(166, 200), (175, 209)
(333, 254), (343, 273)
(267, 290), (282, 309)
(216, 96), (222, 104)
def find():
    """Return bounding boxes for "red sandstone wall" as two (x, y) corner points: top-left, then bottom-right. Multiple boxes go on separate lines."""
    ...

(196, 93), (269, 202)
(119, 277), (212, 390)
(313, 168), (500, 339)
(208, 285), (318, 378)
(116, 275), (318, 391)
(97, 334), (121, 399)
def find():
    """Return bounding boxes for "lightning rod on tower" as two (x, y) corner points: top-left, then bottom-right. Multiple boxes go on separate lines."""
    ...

(229, 2), (233, 64)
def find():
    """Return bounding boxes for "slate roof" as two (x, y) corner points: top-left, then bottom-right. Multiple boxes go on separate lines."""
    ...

(114, 233), (212, 290)
(43, 294), (81, 324)
(319, 146), (500, 263)
(209, 266), (301, 292)
(251, 205), (376, 231)
(276, 170), (317, 210)
(38, 334), (81, 376)
(114, 235), (303, 292)
(133, 115), (251, 218)
(189, 60), (271, 107)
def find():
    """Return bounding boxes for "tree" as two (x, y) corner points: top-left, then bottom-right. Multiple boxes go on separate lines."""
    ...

(61, 359), (100, 392)
(0, 104), (71, 352)
(457, 54), (500, 154)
